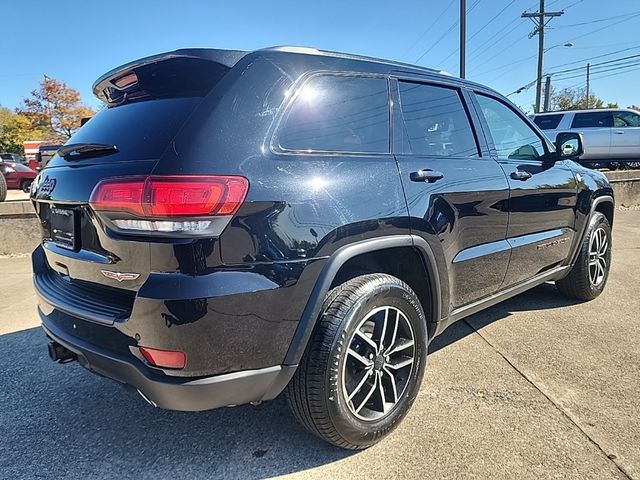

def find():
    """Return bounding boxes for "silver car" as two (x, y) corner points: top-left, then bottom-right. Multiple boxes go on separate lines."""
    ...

(531, 109), (640, 162)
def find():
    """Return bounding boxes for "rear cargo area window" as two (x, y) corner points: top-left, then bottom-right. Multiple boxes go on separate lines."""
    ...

(398, 82), (478, 157)
(571, 112), (613, 128)
(533, 114), (563, 130)
(276, 75), (389, 154)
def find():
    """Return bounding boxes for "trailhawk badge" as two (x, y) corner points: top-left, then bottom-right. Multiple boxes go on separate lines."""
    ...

(100, 270), (140, 282)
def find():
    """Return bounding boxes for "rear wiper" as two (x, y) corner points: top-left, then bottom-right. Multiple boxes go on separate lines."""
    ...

(58, 143), (118, 160)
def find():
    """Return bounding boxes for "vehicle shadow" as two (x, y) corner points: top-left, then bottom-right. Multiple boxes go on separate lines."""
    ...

(1, 284), (578, 479)
(0, 328), (353, 480)
(430, 282), (582, 354)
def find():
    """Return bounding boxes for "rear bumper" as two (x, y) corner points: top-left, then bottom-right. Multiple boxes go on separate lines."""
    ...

(41, 314), (297, 412)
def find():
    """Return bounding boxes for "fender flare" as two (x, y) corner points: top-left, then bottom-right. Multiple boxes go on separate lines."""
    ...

(283, 235), (442, 366)
(568, 194), (614, 267)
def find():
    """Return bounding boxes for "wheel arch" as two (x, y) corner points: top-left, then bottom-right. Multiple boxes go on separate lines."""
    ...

(282, 235), (442, 366)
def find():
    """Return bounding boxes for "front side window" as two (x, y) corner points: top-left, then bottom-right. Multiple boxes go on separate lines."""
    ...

(476, 94), (545, 160)
(398, 82), (478, 157)
(533, 114), (563, 130)
(613, 110), (640, 128)
(571, 112), (613, 128)
(276, 75), (389, 154)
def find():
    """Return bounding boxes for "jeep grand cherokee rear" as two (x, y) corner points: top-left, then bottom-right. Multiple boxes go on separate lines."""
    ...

(33, 46), (613, 450)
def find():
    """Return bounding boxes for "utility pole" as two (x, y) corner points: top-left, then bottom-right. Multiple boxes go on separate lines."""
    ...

(585, 63), (590, 109)
(460, 0), (466, 78)
(522, 1), (564, 113)
(543, 75), (552, 112)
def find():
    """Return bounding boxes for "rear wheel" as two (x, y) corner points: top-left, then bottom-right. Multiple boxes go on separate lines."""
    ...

(556, 212), (611, 300)
(0, 174), (7, 202)
(286, 273), (427, 449)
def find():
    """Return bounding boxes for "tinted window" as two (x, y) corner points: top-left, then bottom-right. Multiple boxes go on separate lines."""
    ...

(398, 82), (478, 157)
(571, 112), (613, 128)
(0, 154), (12, 160)
(277, 75), (389, 153)
(533, 114), (563, 130)
(12, 163), (33, 172)
(613, 110), (640, 127)
(47, 97), (202, 167)
(477, 94), (545, 160)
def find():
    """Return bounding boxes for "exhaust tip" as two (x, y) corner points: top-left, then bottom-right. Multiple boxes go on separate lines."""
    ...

(47, 341), (77, 363)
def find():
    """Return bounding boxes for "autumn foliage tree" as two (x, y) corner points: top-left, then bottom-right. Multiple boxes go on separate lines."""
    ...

(18, 76), (95, 142)
(550, 86), (618, 111)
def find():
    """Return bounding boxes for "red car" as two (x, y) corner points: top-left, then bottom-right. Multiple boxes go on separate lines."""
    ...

(0, 161), (37, 192)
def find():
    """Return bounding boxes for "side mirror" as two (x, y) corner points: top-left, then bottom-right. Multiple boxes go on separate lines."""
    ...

(555, 132), (584, 159)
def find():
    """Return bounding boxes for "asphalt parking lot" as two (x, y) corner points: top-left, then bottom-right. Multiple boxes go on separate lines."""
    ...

(1, 210), (638, 480)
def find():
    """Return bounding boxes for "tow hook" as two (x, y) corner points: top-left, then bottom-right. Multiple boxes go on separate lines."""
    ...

(47, 341), (77, 364)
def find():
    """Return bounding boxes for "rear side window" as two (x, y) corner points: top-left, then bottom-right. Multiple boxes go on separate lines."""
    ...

(397, 82), (478, 157)
(613, 110), (640, 127)
(571, 112), (613, 128)
(276, 75), (389, 154)
(533, 114), (563, 130)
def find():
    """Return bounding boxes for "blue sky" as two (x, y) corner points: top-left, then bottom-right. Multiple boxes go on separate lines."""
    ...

(1, 0), (639, 113)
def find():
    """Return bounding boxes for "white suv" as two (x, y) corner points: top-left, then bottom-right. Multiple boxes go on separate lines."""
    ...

(532, 109), (640, 165)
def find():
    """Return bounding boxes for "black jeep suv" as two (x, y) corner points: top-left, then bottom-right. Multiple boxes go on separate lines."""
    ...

(32, 46), (614, 449)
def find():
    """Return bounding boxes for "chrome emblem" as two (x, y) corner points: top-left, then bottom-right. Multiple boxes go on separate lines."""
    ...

(39, 176), (57, 195)
(100, 270), (140, 282)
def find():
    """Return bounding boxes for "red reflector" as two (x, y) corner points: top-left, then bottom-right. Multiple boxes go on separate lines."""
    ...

(89, 175), (249, 217)
(139, 347), (186, 369)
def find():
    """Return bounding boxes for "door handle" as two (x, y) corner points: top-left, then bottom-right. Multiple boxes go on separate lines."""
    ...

(410, 169), (444, 183)
(614, 130), (625, 134)
(510, 170), (532, 181)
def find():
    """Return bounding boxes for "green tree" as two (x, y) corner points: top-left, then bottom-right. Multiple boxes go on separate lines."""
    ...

(0, 107), (35, 153)
(18, 76), (95, 141)
(550, 86), (616, 111)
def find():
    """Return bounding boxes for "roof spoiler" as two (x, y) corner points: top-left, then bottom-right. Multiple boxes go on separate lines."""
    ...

(92, 48), (247, 104)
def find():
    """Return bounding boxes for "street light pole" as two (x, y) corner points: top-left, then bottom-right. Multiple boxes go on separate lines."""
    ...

(460, 0), (466, 78)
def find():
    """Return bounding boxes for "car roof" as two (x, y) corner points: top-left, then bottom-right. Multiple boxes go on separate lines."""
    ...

(93, 45), (498, 100)
(533, 108), (637, 116)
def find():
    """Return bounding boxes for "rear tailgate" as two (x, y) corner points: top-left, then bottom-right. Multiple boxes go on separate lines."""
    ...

(32, 50), (244, 324)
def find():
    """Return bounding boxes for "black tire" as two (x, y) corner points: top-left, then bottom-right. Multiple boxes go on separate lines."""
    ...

(0, 174), (7, 202)
(556, 212), (611, 301)
(285, 273), (427, 449)
(21, 180), (32, 193)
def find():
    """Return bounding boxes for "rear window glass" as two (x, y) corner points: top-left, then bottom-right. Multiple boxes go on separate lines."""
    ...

(533, 114), (563, 130)
(398, 82), (478, 157)
(571, 112), (613, 128)
(47, 97), (202, 166)
(12, 163), (33, 172)
(276, 75), (389, 154)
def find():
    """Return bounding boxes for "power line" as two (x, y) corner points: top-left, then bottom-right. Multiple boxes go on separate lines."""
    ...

(546, 44), (640, 70)
(548, 53), (640, 76)
(555, 11), (640, 28)
(561, 11), (640, 45)
(436, 0), (518, 65)
(402, 0), (456, 59)
(414, 0), (481, 64)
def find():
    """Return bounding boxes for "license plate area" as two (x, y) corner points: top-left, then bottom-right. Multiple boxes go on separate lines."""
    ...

(49, 207), (77, 250)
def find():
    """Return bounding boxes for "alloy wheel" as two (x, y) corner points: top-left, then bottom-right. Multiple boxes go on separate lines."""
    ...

(341, 306), (416, 421)
(589, 227), (608, 286)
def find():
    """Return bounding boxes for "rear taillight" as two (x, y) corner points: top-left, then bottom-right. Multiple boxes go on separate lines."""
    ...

(89, 175), (249, 235)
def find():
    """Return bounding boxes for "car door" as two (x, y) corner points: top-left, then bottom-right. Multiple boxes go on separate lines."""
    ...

(610, 110), (640, 159)
(473, 92), (578, 288)
(0, 163), (19, 188)
(570, 111), (613, 160)
(391, 78), (511, 310)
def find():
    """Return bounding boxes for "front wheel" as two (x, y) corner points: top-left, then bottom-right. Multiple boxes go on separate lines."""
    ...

(285, 273), (428, 449)
(556, 212), (611, 300)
